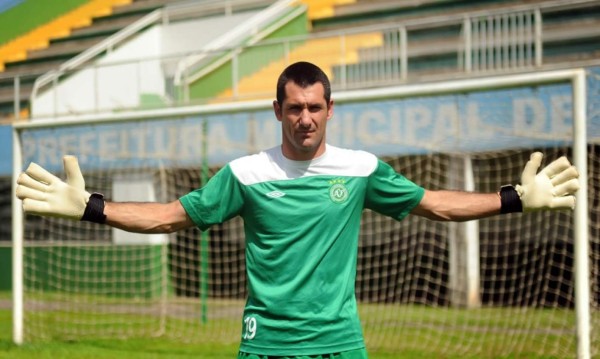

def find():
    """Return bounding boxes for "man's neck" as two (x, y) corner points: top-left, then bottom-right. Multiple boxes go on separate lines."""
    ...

(280, 144), (326, 161)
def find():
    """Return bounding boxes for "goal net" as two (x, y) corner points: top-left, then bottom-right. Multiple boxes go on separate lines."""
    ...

(11, 69), (598, 357)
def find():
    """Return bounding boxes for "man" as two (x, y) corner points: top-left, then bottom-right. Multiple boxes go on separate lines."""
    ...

(16, 61), (580, 358)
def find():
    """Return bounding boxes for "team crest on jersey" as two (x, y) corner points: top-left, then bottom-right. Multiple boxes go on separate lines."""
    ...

(328, 178), (349, 204)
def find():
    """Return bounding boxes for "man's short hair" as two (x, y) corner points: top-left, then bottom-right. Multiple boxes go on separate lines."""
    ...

(276, 61), (331, 105)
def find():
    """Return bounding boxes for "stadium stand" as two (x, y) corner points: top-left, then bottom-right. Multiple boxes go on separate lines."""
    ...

(2, 0), (600, 119)
(214, 32), (383, 101)
(25, 0), (303, 116)
(198, 0), (600, 103)
(0, 0), (134, 67)
(0, 0), (181, 121)
(541, 3), (600, 62)
(315, 0), (600, 82)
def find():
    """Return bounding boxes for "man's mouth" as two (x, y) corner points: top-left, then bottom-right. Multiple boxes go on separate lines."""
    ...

(298, 131), (312, 138)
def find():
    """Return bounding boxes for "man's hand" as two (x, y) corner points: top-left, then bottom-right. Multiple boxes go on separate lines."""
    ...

(516, 152), (580, 211)
(16, 156), (91, 220)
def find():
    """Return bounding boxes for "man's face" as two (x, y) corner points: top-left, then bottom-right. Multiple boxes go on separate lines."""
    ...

(273, 81), (334, 161)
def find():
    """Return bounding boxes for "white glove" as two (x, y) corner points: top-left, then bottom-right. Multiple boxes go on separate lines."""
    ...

(516, 152), (580, 212)
(16, 156), (91, 220)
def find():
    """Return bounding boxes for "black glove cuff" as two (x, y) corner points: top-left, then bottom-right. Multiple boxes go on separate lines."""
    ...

(81, 193), (107, 224)
(500, 185), (523, 214)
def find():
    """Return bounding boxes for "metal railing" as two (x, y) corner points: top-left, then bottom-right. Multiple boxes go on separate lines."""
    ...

(30, 0), (279, 104)
(464, 10), (542, 72)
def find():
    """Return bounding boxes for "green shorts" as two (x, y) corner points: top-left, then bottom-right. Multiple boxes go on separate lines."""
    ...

(237, 348), (368, 359)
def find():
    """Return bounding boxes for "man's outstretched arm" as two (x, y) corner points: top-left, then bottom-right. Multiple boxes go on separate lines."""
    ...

(104, 200), (194, 234)
(16, 155), (195, 234)
(411, 152), (580, 222)
(411, 190), (500, 222)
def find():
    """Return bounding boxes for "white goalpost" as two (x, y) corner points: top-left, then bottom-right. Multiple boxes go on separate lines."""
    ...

(335, 68), (590, 357)
(12, 123), (24, 345)
(12, 68), (592, 357)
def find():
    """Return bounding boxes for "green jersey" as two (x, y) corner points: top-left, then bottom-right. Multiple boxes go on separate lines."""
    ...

(180, 145), (425, 356)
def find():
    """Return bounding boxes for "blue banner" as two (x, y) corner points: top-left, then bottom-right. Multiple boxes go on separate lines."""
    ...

(0, 125), (11, 176)
(16, 76), (598, 173)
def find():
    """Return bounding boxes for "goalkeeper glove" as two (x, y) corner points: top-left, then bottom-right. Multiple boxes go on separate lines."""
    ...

(500, 152), (580, 213)
(16, 155), (106, 223)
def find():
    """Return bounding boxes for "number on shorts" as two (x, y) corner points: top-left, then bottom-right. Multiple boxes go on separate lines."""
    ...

(243, 316), (257, 340)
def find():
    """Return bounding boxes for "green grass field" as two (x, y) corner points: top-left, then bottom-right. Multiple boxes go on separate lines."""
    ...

(0, 291), (585, 359)
(0, 304), (579, 359)
(0, 307), (398, 359)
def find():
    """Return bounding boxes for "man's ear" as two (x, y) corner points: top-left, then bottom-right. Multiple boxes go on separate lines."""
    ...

(327, 99), (334, 120)
(273, 100), (282, 121)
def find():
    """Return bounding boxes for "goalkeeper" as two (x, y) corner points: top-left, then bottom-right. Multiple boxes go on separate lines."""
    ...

(16, 61), (580, 359)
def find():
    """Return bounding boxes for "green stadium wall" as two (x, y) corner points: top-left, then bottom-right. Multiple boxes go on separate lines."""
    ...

(0, 246), (10, 290)
(0, 244), (171, 299)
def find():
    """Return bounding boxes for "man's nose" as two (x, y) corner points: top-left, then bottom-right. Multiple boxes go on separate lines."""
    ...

(299, 109), (311, 127)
